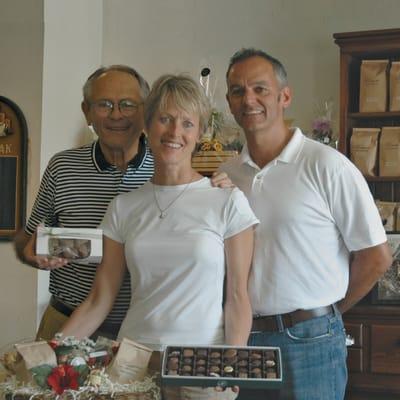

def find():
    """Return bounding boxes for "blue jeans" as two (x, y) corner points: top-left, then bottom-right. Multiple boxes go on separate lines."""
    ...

(239, 308), (347, 400)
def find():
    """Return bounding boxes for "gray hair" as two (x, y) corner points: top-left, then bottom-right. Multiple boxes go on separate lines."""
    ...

(226, 48), (288, 88)
(144, 74), (211, 134)
(82, 65), (150, 102)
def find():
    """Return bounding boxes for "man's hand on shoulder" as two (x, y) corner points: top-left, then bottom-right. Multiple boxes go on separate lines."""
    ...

(210, 171), (235, 188)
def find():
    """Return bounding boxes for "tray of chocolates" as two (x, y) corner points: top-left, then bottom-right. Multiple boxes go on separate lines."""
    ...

(161, 345), (283, 389)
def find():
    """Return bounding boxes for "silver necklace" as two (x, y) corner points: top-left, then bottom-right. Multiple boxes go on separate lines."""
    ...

(152, 181), (191, 219)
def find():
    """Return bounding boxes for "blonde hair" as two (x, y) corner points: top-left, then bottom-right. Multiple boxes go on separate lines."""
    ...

(144, 74), (210, 134)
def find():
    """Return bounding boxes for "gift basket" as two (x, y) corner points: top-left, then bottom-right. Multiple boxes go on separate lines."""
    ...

(0, 336), (160, 400)
(192, 67), (243, 175)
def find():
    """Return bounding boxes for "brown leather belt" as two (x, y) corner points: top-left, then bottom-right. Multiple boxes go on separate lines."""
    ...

(50, 296), (120, 336)
(251, 305), (335, 332)
(50, 295), (74, 317)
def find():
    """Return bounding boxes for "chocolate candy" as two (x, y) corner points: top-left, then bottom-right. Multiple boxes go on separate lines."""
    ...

(167, 359), (179, 369)
(238, 359), (248, 367)
(223, 348), (237, 359)
(250, 352), (262, 360)
(183, 349), (194, 357)
(238, 350), (249, 358)
(49, 238), (91, 259)
(196, 349), (207, 358)
(163, 346), (281, 383)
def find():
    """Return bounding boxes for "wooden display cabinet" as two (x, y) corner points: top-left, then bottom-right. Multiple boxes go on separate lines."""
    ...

(334, 28), (400, 399)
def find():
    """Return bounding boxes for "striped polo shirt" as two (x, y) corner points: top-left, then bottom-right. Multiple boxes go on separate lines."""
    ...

(25, 134), (154, 324)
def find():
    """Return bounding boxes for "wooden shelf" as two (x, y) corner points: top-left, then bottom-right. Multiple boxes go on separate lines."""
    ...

(366, 176), (400, 182)
(348, 112), (400, 119)
(335, 28), (400, 399)
(346, 304), (400, 318)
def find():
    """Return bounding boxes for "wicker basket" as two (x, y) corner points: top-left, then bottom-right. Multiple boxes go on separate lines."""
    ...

(4, 391), (157, 400)
(192, 150), (238, 174)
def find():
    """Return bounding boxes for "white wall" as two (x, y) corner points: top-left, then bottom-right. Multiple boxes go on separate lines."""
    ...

(0, 0), (102, 348)
(37, 0), (103, 324)
(102, 0), (400, 136)
(0, 0), (44, 347)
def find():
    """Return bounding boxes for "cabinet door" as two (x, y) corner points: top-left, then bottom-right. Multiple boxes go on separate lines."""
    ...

(371, 324), (400, 374)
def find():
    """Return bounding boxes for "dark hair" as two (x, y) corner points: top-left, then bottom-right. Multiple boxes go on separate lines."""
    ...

(226, 48), (288, 88)
(144, 74), (210, 134)
(83, 65), (150, 102)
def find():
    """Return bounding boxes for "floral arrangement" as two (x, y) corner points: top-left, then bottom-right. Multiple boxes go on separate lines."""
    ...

(0, 335), (160, 400)
(311, 100), (336, 147)
(198, 67), (243, 154)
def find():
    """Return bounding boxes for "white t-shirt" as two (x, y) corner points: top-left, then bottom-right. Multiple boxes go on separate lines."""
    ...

(101, 177), (259, 350)
(220, 128), (387, 315)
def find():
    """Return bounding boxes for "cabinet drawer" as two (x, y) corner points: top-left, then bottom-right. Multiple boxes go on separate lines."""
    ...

(344, 322), (363, 347)
(347, 348), (363, 372)
(371, 324), (400, 374)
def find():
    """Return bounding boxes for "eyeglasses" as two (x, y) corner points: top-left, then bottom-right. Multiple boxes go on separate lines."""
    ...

(90, 99), (143, 117)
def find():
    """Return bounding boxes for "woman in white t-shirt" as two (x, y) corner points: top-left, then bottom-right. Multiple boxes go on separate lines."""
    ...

(62, 74), (258, 399)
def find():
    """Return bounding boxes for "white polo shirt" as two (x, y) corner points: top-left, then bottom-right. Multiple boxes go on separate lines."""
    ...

(220, 128), (386, 315)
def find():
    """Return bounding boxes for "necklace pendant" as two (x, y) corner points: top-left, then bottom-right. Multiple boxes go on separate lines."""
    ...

(159, 212), (166, 219)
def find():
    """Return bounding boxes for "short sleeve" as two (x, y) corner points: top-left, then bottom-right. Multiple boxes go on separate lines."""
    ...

(223, 188), (259, 239)
(100, 196), (125, 243)
(25, 160), (57, 235)
(329, 161), (386, 251)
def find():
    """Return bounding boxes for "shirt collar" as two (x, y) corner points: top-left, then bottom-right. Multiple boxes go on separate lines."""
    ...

(277, 127), (304, 164)
(239, 127), (304, 167)
(93, 133), (148, 171)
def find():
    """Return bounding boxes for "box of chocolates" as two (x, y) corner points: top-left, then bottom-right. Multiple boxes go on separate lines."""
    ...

(36, 227), (103, 264)
(161, 345), (283, 389)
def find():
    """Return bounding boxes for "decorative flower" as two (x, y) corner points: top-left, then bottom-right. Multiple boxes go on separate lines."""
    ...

(311, 100), (335, 146)
(47, 364), (79, 395)
(199, 138), (224, 152)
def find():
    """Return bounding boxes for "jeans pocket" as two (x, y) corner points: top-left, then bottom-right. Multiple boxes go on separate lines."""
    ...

(285, 316), (334, 342)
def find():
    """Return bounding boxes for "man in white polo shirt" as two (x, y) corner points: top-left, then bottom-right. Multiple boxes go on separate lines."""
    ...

(220, 48), (392, 400)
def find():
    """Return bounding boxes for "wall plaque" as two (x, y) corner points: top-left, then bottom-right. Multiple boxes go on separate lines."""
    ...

(0, 96), (27, 240)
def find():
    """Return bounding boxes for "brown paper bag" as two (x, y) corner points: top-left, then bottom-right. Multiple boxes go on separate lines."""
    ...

(350, 128), (380, 176)
(14, 341), (57, 384)
(375, 200), (397, 231)
(379, 126), (400, 177)
(359, 59), (389, 112)
(390, 61), (400, 111)
(107, 338), (153, 383)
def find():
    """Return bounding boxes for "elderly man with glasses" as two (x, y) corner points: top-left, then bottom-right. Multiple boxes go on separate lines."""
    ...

(14, 65), (154, 340)
(14, 65), (230, 341)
